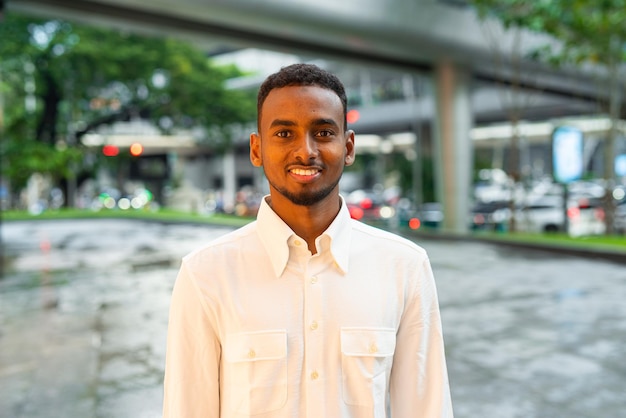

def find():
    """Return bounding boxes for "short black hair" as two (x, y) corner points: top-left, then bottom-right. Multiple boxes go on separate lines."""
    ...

(257, 63), (348, 130)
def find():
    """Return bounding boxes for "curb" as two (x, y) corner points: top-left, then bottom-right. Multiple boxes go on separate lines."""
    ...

(403, 230), (626, 265)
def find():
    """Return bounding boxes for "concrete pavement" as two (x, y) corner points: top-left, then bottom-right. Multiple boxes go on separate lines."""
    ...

(1, 219), (625, 417)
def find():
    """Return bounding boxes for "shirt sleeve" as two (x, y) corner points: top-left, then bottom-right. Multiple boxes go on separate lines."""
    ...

(163, 260), (221, 418)
(389, 256), (454, 418)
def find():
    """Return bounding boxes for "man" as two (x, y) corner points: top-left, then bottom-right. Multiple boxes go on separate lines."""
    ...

(163, 63), (453, 417)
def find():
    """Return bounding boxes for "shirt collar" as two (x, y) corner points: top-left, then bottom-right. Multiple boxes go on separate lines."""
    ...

(256, 195), (352, 277)
(319, 197), (351, 274)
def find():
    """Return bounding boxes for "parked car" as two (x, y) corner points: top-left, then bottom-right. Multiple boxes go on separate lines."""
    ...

(417, 202), (444, 229)
(469, 195), (605, 236)
(515, 195), (605, 236)
(394, 201), (444, 230)
(470, 201), (510, 231)
(345, 189), (395, 222)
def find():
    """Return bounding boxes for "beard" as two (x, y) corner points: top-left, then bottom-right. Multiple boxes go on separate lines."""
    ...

(267, 173), (341, 206)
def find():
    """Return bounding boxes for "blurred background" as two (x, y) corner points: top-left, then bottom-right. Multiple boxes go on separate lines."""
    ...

(1, 0), (624, 236)
(1, 0), (625, 417)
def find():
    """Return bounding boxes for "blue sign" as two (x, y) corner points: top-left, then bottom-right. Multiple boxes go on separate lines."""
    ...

(616, 154), (626, 177)
(552, 126), (584, 184)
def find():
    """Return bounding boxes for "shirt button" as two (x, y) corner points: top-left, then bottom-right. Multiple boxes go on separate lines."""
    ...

(311, 371), (319, 380)
(294, 240), (302, 246)
(310, 321), (318, 330)
(369, 344), (378, 354)
(248, 349), (256, 359)
(310, 276), (318, 284)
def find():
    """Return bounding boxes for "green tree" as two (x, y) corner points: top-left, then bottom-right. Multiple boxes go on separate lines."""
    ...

(0, 12), (255, 207)
(470, 0), (626, 233)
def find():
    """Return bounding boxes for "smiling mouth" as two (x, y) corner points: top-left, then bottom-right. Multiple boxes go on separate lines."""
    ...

(290, 168), (320, 176)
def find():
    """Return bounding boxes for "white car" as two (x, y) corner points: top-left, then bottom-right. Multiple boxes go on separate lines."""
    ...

(515, 195), (605, 237)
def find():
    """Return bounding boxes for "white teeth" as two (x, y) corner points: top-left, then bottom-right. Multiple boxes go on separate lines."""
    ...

(292, 168), (317, 176)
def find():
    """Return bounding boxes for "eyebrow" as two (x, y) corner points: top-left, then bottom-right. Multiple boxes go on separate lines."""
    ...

(312, 118), (340, 128)
(269, 118), (340, 129)
(269, 119), (296, 128)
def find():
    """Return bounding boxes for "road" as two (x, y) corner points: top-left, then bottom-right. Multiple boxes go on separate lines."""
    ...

(1, 219), (625, 418)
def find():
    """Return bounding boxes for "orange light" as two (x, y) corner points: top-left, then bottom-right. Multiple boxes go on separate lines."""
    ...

(130, 143), (143, 156)
(102, 144), (119, 157)
(347, 109), (360, 124)
(409, 217), (421, 230)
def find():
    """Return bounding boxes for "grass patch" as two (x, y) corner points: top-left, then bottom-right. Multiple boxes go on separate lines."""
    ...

(1, 208), (253, 228)
(469, 230), (626, 252)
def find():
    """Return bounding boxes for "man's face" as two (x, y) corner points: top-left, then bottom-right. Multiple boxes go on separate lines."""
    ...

(250, 85), (355, 207)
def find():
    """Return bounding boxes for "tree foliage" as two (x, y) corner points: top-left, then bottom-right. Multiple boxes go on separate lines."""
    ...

(470, 0), (626, 234)
(0, 12), (256, 198)
(471, 0), (626, 67)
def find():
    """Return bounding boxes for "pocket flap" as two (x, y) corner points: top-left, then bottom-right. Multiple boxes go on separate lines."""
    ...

(341, 327), (396, 357)
(224, 330), (287, 363)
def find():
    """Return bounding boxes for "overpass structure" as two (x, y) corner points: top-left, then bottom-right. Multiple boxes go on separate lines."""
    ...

(7, 0), (623, 232)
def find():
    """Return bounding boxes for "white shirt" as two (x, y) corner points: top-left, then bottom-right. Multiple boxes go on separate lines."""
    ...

(163, 196), (453, 418)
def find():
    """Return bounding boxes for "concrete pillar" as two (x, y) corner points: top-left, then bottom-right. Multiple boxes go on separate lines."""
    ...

(433, 62), (473, 234)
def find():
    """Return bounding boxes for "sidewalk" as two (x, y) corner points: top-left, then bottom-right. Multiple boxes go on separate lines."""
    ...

(1, 219), (625, 417)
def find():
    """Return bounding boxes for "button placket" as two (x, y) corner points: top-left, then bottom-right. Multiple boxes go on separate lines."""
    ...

(304, 261), (325, 415)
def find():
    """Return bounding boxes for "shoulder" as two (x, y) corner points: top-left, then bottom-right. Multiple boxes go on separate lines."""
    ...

(182, 221), (258, 267)
(350, 219), (428, 259)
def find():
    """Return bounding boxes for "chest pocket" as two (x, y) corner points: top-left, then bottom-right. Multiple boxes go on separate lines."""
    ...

(224, 330), (288, 415)
(341, 327), (396, 408)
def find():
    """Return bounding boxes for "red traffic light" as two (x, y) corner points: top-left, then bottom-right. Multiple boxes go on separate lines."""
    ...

(102, 144), (119, 157)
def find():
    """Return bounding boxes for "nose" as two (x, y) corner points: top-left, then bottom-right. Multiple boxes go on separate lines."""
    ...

(293, 133), (318, 161)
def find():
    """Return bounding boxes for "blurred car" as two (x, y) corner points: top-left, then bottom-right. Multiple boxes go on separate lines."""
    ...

(395, 201), (443, 230)
(345, 189), (395, 222)
(394, 198), (420, 229)
(516, 195), (605, 236)
(469, 194), (605, 236)
(470, 201), (510, 231)
(416, 202), (444, 229)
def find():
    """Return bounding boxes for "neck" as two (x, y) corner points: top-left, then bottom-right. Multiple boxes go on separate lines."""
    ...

(267, 193), (341, 254)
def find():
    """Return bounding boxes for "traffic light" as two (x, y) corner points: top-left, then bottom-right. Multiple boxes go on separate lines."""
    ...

(102, 144), (119, 157)
(130, 143), (143, 156)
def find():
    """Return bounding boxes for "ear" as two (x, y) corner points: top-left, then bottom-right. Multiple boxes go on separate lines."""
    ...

(250, 132), (262, 167)
(344, 130), (356, 166)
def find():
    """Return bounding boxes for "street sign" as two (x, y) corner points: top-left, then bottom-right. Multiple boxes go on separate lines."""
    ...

(552, 126), (583, 184)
